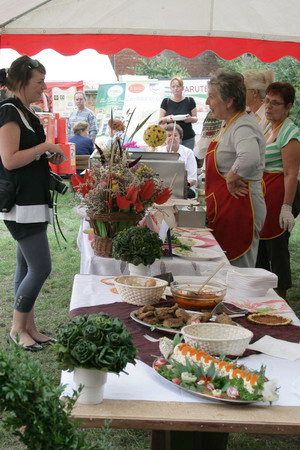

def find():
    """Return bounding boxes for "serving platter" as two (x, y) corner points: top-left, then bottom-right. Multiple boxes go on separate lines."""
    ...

(172, 247), (222, 260)
(130, 310), (200, 334)
(153, 359), (259, 405)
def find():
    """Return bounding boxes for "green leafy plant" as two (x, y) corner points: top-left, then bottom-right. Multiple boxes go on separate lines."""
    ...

(133, 56), (190, 79)
(0, 343), (93, 450)
(54, 314), (137, 373)
(112, 225), (164, 266)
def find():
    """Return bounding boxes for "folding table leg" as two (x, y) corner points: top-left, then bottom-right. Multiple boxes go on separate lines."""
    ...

(151, 430), (229, 450)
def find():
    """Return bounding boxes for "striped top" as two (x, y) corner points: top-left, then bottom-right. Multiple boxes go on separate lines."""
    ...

(264, 118), (300, 172)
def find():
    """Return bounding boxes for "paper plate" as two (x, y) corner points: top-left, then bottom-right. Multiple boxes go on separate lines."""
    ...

(171, 114), (189, 121)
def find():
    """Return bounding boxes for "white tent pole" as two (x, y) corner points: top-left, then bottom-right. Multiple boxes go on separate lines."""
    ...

(1, 1), (52, 28)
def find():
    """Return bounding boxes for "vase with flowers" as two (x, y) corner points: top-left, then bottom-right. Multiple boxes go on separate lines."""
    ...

(71, 112), (172, 257)
(54, 314), (137, 405)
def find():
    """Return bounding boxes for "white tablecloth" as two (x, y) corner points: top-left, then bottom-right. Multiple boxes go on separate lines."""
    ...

(77, 220), (228, 276)
(61, 273), (300, 407)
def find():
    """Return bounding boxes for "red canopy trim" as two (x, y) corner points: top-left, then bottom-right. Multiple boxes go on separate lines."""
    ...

(1, 34), (299, 62)
(46, 81), (84, 90)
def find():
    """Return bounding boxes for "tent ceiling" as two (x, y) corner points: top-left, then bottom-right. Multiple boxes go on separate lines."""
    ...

(1, 0), (299, 61)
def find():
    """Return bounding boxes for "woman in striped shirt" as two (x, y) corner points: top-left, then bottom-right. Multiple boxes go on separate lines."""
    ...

(257, 82), (300, 299)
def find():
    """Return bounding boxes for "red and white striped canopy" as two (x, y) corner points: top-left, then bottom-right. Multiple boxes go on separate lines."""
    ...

(1, 0), (299, 61)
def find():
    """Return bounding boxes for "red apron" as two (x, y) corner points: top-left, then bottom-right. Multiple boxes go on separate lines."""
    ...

(260, 172), (285, 239)
(205, 141), (255, 261)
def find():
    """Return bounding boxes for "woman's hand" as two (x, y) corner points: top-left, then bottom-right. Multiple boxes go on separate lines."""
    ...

(184, 108), (198, 123)
(159, 115), (173, 124)
(279, 204), (295, 232)
(226, 170), (248, 198)
(226, 179), (248, 198)
(46, 143), (64, 156)
(49, 153), (65, 165)
(45, 143), (66, 165)
(184, 114), (197, 123)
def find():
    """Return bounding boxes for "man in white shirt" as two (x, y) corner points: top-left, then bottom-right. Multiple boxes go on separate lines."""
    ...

(160, 124), (198, 198)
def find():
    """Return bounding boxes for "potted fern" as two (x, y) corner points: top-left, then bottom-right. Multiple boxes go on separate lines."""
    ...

(112, 226), (164, 276)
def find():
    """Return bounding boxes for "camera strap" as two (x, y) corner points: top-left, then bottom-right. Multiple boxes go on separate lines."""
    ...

(51, 191), (68, 250)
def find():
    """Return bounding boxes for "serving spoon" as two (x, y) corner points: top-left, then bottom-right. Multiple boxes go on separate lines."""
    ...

(196, 262), (227, 293)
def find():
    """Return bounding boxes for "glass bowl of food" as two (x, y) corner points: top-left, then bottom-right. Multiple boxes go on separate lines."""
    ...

(170, 279), (226, 311)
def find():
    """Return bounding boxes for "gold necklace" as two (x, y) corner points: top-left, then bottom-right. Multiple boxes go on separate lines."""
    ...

(264, 119), (286, 141)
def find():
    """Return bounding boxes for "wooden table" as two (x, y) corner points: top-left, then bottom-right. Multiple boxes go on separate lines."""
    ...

(72, 399), (300, 434)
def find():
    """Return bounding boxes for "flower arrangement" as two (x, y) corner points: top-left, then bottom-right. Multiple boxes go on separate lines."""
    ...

(74, 154), (171, 214)
(71, 141), (172, 239)
(54, 314), (137, 374)
(112, 225), (164, 266)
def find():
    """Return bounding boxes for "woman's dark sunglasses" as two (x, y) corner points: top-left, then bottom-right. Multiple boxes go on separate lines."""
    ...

(28, 58), (39, 69)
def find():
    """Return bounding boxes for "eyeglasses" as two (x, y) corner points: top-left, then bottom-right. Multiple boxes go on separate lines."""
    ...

(264, 98), (284, 107)
(28, 58), (39, 69)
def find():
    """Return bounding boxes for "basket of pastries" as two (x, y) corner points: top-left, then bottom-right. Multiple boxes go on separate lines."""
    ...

(114, 275), (168, 306)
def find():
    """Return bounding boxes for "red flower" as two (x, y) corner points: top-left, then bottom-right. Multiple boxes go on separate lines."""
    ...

(135, 201), (145, 212)
(139, 180), (155, 200)
(125, 185), (139, 203)
(116, 194), (131, 210)
(154, 187), (172, 205)
(116, 185), (139, 210)
(70, 170), (95, 196)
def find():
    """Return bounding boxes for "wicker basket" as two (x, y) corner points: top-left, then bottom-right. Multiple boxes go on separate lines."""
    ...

(181, 323), (253, 356)
(114, 275), (168, 306)
(92, 235), (113, 258)
(87, 211), (143, 258)
(87, 211), (143, 236)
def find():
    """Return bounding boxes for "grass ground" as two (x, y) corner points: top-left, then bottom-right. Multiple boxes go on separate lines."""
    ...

(0, 191), (299, 449)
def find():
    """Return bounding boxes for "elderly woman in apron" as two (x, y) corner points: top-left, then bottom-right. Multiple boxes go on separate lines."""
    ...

(205, 69), (266, 268)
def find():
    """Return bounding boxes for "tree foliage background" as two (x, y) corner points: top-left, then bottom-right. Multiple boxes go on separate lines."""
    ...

(132, 52), (299, 127)
(217, 54), (300, 127)
(133, 56), (189, 79)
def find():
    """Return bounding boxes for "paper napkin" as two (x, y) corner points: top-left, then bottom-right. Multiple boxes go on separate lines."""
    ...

(247, 335), (300, 361)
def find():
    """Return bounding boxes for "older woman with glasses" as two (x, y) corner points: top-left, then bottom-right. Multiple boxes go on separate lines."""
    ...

(256, 82), (300, 299)
(205, 69), (266, 267)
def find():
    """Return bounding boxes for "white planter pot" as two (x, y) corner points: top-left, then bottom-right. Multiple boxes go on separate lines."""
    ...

(73, 368), (107, 405)
(128, 263), (150, 276)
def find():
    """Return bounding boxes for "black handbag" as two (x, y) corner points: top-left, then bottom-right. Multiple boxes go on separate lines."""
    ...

(0, 178), (16, 212)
